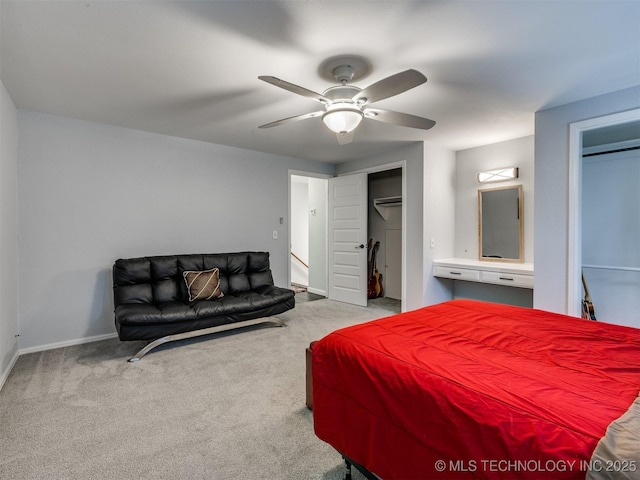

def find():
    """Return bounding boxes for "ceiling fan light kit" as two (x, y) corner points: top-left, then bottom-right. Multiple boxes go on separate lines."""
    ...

(322, 105), (363, 133)
(258, 59), (435, 145)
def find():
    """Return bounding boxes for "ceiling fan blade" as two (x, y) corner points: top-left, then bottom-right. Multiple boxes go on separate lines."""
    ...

(258, 110), (324, 129)
(353, 69), (427, 105)
(258, 76), (329, 104)
(364, 108), (436, 130)
(336, 131), (354, 145)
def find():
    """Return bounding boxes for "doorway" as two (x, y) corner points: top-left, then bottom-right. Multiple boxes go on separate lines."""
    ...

(289, 173), (329, 299)
(580, 123), (640, 328)
(567, 109), (640, 322)
(290, 163), (404, 312)
(368, 168), (403, 311)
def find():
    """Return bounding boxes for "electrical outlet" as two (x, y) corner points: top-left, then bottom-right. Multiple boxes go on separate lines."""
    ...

(273, 230), (278, 239)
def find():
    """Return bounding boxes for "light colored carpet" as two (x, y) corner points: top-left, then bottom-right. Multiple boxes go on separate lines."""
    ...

(0, 299), (395, 480)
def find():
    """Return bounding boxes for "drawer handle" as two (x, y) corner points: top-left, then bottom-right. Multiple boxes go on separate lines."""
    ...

(449, 271), (462, 275)
(499, 276), (514, 281)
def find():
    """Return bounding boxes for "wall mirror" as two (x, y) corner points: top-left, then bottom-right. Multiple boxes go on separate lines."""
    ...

(478, 185), (523, 263)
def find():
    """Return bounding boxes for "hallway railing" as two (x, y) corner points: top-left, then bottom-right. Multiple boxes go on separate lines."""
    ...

(291, 251), (309, 269)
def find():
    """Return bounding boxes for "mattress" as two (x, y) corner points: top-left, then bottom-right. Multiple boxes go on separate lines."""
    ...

(312, 300), (640, 479)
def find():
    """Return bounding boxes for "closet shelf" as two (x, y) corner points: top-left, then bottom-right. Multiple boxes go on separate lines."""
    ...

(583, 264), (640, 273)
(373, 196), (402, 220)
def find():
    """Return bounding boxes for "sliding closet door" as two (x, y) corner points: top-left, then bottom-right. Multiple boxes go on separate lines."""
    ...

(582, 149), (640, 328)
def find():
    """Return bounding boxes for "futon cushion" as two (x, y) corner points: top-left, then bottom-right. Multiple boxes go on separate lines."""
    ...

(183, 268), (224, 302)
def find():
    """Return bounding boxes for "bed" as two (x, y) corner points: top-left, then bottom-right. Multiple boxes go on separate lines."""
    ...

(311, 300), (640, 480)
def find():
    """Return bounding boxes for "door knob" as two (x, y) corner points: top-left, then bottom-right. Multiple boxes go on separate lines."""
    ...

(356, 244), (365, 249)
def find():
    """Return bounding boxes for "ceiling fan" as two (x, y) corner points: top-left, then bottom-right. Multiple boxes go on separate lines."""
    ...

(258, 65), (436, 145)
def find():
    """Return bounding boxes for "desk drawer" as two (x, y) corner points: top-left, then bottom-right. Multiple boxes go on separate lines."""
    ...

(434, 266), (480, 282)
(480, 270), (533, 288)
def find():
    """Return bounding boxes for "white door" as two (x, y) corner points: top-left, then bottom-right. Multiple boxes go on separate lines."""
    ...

(328, 173), (368, 306)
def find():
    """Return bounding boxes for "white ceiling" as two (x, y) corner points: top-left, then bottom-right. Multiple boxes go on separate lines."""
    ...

(2, 1), (639, 163)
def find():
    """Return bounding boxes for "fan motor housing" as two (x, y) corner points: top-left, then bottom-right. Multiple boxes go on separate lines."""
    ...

(323, 85), (363, 103)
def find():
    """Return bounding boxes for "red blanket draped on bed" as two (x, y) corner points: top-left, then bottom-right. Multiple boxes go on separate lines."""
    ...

(312, 300), (640, 479)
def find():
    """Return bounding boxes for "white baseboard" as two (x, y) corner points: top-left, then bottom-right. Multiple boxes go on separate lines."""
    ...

(0, 349), (19, 392)
(19, 332), (119, 356)
(306, 287), (327, 297)
(1, 333), (119, 391)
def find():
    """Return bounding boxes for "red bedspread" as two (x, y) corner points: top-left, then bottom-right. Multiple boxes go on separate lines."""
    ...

(312, 300), (640, 479)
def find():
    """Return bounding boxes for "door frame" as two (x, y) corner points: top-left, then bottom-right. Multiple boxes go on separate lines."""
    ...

(335, 160), (407, 309)
(287, 170), (331, 294)
(567, 108), (640, 316)
(288, 161), (407, 308)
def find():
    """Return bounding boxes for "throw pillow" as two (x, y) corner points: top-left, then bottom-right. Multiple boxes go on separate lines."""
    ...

(183, 268), (224, 302)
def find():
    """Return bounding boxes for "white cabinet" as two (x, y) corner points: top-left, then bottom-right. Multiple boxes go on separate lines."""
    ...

(433, 265), (480, 282)
(433, 258), (534, 289)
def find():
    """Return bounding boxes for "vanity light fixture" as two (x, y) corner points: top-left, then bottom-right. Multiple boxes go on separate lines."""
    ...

(477, 167), (519, 184)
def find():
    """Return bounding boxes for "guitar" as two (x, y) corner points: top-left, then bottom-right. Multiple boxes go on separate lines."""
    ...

(367, 241), (383, 299)
(581, 272), (596, 321)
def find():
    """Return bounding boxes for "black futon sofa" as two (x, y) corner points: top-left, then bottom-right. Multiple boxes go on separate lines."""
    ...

(113, 251), (295, 361)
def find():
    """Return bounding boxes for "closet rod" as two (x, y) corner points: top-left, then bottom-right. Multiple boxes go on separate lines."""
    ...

(583, 264), (640, 273)
(582, 145), (640, 157)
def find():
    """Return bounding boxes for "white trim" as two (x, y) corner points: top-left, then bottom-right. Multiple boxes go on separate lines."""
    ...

(306, 287), (326, 296)
(18, 332), (118, 356)
(336, 160), (405, 176)
(338, 160), (408, 311)
(288, 169), (332, 180)
(288, 169), (332, 295)
(288, 171), (292, 291)
(568, 122), (583, 316)
(2, 332), (119, 391)
(289, 161), (407, 309)
(400, 160), (407, 311)
(0, 349), (19, 392)
(567, 108), (640, 317)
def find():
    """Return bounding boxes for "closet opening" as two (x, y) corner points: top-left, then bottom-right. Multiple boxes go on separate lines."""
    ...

(580, 122), (640, 328)
(290, 162), (405, 313)
(367, 168), (402, 313)
(568, 110), (640, 326)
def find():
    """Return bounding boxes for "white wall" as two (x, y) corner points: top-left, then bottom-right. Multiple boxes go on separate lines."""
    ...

(308, 177), (328, 296)
(534, 86), (640, 314)
(17, 110), (333, 351)
(0, 80), (19, 388)
(422, 142), (457, 306)
(290, 177), (309, 286)
(455, 136), (534, 262)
